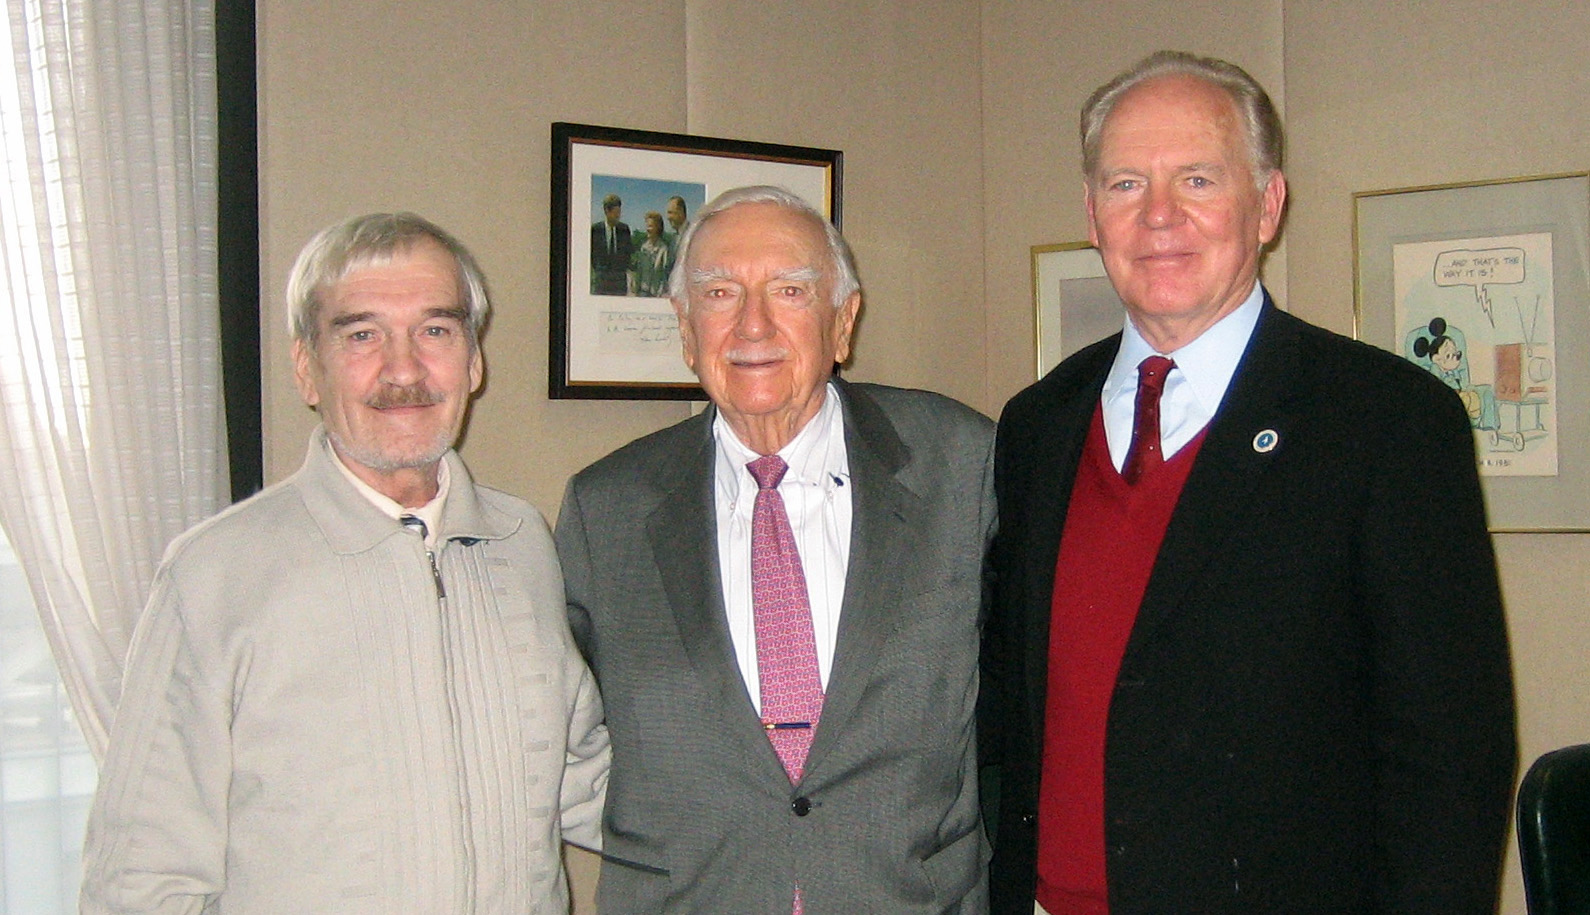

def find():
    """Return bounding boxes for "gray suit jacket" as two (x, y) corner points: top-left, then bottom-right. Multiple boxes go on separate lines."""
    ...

(557, 378), (996, 914)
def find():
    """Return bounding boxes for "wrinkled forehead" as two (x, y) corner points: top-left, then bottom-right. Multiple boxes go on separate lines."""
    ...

(322, 240), (461, 312)
(335, 235), (452, 280)
(1099, 75), (1251, 169)
(688, 204), (832, 277)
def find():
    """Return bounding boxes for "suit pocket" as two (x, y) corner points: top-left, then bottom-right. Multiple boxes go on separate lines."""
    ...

(600, 852), (669, 877)
(596, 849), (671, 915)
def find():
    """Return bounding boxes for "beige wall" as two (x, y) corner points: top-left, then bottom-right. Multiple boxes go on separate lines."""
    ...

(258, 0), (986, 509)
(980, 0), (1285, 406)
(259, 2), (1588, 911)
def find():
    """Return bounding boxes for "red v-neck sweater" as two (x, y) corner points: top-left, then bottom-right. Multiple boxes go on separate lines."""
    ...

(1036, 406), (1206, 915)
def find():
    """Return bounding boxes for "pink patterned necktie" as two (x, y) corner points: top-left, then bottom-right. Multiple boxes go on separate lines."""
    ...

(1123, 355), (1175, 485)
(749, 455), (823, 915)
(748, 454), (825, 784)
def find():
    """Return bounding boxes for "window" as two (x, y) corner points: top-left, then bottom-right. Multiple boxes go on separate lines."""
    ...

(0, 527), (92, 913)
(0, 0), (249, 908)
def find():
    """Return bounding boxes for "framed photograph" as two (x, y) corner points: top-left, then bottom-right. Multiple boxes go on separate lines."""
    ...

(1032, 242), (1123, 378)
(549, 122), (842, 400)
(1354, 172), (1590, 531)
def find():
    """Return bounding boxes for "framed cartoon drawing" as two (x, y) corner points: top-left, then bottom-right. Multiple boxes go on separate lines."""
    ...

(1355, 172), (1590, 530)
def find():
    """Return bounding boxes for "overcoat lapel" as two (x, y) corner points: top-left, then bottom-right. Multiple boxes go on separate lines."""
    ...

(1017, 342), (1115, 739)
(803, 380), (920, 779)
(1132, 299), (1307, 639)
(645, 412), (789, 783)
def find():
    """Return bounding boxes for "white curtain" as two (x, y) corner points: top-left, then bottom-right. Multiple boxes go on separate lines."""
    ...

(0, 0), (225, 762)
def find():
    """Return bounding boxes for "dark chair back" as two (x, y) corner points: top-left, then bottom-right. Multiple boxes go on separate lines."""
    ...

(1520, 743), (1590, 914)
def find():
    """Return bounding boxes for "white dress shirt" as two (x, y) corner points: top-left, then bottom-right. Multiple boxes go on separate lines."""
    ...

(1101, 282), (1266, 470)
(713, 382), (852, 712)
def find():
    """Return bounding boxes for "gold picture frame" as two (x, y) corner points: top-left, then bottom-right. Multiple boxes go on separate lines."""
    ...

(1354, 172), (1590, 531)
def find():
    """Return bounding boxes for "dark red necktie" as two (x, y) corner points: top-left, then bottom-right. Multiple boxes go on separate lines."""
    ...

(1122, 355), (1175, 485)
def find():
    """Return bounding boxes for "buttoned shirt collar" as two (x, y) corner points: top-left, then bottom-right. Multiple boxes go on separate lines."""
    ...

(713, 383), (849, 505)
(1102, 281), (1265, 468)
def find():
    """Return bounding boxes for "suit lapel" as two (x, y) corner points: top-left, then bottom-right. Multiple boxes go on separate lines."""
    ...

(1014, 341), (1116, 740)
(804, 381), (919, 776)
(1133, 298), (1307, 637)
(645, 412), (789, 781)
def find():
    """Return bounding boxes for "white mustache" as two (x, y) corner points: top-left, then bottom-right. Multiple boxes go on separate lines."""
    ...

(725, 347), (790, 364)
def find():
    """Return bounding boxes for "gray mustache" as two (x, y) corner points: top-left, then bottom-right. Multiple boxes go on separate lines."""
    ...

(366, 385), (444, 409)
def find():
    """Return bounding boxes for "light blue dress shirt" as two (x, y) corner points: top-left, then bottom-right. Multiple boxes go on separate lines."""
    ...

(1101, 282), (1266, 470)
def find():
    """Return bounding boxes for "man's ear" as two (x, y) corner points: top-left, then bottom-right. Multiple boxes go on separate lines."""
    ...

(1084, 179), (1101, 248)
(1258, 170), (1287, 246)
(831, 291), (862, 365)
(291, 339), (320, 408)
(671, 297), (698, 372)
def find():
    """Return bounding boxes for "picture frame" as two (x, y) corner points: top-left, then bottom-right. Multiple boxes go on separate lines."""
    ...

(1032, 242), (1123, 378)
(1353, 172), (1590, 531)
(549, 122), (843, 400)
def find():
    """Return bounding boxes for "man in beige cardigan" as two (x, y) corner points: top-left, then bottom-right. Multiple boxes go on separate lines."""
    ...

(82, 212), (609, 913)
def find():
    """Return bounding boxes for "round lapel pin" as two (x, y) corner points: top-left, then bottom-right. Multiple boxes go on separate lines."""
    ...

(1252, 429), (1279, 453)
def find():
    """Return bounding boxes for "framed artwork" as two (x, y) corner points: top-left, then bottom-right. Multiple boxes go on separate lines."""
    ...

(1354, 172), (1590, 531)
(549, 122), (842, 400)
(1032, 242), (1122, 378)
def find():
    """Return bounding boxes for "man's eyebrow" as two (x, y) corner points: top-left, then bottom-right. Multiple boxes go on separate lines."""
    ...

(686, 265), (824, 287)
(1093, 167), (1143, 186)
(772, 266), (823, 284)
(1096, 162), (1230, 180)
(423, 306), (469, 323)
(328, 311), (377, 329)
(688, 266), (735, 286)
(327, 307), (468, 329)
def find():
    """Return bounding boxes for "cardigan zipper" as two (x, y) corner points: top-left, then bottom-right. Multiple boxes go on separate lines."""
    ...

(427, 546), (447, 600)
(427, 543), (476, 912)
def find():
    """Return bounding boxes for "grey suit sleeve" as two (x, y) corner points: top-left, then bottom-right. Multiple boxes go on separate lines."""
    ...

(977, 418), (998, 620)
(554, 478), (598, 665)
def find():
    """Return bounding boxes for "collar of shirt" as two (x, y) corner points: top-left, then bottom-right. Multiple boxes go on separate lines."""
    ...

(326, 434), (451, 549)
(712, 381), (850, 511)
(1102, 282), (1266, 470)
(711, 381), (852, 708)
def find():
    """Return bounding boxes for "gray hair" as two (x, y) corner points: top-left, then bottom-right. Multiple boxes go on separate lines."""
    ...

(286, 212), (490, 348)
(1081, 50), (1283, 191)
(666, 185), (859, 310)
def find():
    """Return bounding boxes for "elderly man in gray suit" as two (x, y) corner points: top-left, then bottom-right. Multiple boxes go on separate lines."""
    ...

(557, 185), (995, 913)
